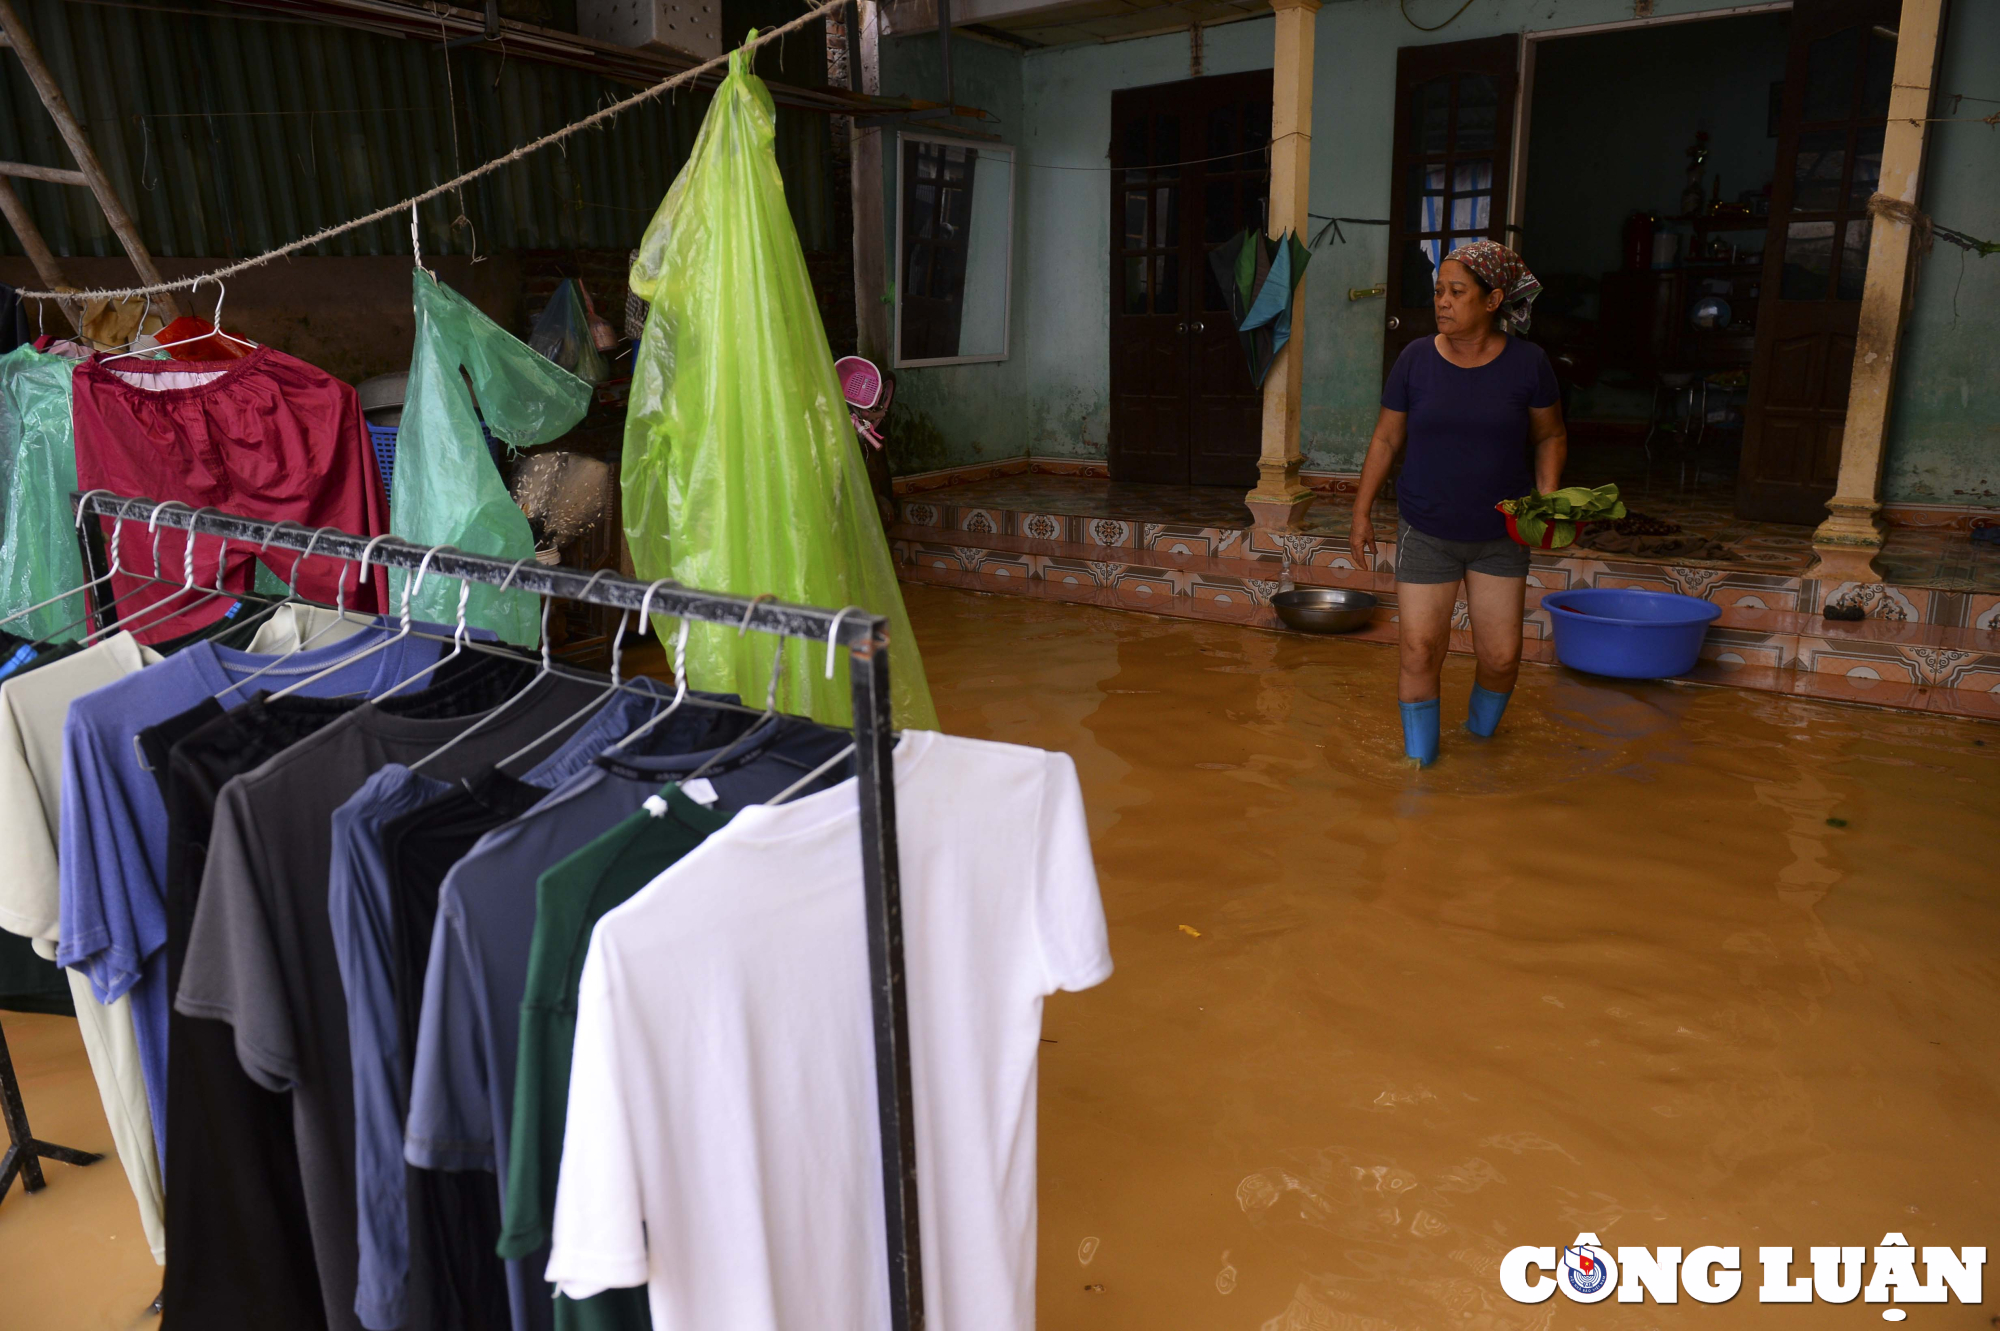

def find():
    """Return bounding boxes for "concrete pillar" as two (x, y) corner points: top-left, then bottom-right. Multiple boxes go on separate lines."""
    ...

(1243, 0), (1319, 531)
(1809, 0), (1948, 582)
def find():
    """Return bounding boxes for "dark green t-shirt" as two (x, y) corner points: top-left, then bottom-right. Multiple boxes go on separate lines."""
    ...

(499, 785), (731, 1331)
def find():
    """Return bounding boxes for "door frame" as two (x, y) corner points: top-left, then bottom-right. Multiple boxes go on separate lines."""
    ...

(1504, 1), (1797, 242)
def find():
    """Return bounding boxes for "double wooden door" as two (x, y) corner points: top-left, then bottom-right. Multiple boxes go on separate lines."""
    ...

(1108, 70), (1273, 488)
(1736, 0), (1899, 524)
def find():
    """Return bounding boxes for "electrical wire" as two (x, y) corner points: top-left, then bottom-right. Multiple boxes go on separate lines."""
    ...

(1399, 0), (1477, 34)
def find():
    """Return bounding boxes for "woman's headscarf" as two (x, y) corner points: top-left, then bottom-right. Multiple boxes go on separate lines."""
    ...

(1442, 239), (1542, 334)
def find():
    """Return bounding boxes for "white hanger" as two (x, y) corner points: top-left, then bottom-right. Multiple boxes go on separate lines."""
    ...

(206, 525), (366, 700)
(369, 573), (472, 702)
(0, 491), (135, 633)
(101, 506), (238, 641)
(406, 558), (546, 773)
(59, 500), (197, 643)
(265, 538), (440, 700)
(101, 276), (256, 363)
(762, 605), (872, 806)
(489, 569), (654, 771)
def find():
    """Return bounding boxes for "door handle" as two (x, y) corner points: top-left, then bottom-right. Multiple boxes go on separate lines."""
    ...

(1191, 321), (1205, 333)
(1177, 322), (1188, 334)
(1386, 315), (1401, 332)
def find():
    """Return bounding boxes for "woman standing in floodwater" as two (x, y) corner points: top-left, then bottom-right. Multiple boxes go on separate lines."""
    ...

(1349, 241), (1567, 768)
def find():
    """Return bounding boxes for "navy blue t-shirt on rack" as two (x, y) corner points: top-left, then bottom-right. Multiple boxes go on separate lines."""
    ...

(1381, 335), (1560, 543)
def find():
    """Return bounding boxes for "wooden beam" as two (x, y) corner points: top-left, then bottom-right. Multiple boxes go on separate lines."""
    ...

(1810, 0), (1949, 581)
(0, 161), (88, 187)
(0, 0), (185, 317)
(0, 178), (81, 334)
(1243, 0), (1318, 531)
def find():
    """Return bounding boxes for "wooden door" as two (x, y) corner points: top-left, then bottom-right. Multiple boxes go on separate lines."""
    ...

(1110, 70), (1273, 487)
(1736, 0), (1897, 525)
(1382, 35), (1520, 376)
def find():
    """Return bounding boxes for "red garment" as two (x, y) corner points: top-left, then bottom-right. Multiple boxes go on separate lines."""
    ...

(153, 317), (252, 362)
(72, 346), (390, 642)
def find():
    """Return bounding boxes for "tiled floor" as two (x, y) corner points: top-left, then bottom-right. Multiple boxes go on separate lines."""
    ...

(913, 465), (2000, 591)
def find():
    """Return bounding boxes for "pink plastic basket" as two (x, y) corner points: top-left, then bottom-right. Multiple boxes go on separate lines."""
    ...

(836, 356), (883, 411)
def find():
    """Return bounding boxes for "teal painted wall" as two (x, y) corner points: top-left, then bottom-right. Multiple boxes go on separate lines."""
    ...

(1882, 0), (1999, 508)
(882, 0), (1997, 506)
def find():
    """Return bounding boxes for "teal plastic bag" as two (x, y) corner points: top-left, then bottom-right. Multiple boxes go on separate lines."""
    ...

(391, 271), (591, 644)
(624, 43), (936, 730)
(0, 347), (87, 642)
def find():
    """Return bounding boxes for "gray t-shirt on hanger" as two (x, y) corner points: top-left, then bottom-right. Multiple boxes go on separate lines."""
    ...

(177, 671), (643, 1331)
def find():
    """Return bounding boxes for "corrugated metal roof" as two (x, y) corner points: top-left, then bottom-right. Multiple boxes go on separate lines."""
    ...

(0, 0), (835, 259)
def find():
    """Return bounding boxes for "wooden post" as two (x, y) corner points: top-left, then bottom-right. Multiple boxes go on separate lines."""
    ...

(0, 0), (185, 318)
(0, 177), (80, 332)
(851, 0), (892, 364)
(1809, 0), (1947, 582)
(1243, 0), (1319, 531)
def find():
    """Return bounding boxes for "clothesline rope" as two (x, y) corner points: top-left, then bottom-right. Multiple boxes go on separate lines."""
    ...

(12, 0), (851, 305)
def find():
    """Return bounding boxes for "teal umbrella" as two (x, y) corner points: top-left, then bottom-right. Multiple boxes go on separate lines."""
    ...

(1207, 228), (1311, 387)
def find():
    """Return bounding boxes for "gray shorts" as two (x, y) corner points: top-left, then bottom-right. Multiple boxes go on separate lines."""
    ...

(1395, 519), (1530, 584)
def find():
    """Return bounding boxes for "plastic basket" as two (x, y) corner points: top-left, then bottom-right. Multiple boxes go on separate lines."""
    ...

(367, 422), (504, 499)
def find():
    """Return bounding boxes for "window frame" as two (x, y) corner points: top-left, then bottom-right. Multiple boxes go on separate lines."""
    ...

(892, 131), (1016, 369)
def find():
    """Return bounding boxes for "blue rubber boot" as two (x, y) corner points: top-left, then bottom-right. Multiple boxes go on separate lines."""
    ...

(1400, 699), (1440, 767)
(1466, 684), (1512, 738)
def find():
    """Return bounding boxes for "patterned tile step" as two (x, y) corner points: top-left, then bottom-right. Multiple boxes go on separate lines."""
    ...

(899, 472), (2000, 594)
(897, 505), (2000, 632)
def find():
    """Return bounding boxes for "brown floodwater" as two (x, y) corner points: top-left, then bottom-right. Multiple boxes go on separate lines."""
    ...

(904, 584), (2000, 1331)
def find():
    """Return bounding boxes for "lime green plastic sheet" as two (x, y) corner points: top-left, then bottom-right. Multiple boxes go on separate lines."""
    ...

(391, 271), (591, 645)
(0, 347), (87, 642)
(623, 44), (937, 730)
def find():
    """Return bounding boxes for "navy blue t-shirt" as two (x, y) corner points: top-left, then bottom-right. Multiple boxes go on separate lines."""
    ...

(1381, 335), (1560, 542)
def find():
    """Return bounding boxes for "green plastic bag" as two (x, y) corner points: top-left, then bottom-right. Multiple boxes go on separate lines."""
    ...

(391, 271), (591, 644)
(624, 43), (937, 730)
(0, 347), (87, 642)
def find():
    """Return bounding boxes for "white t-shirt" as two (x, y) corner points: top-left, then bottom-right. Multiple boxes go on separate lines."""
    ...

(0, 631), (166, 1263)
(547, 730), (1112, 1331)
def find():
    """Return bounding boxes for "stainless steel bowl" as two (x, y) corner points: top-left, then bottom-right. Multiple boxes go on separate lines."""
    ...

(1271, 587), (1378, 634)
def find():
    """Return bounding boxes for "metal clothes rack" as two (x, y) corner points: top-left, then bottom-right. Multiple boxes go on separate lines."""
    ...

(71, 493), (926, 1331)
(0, 1016), (104, 1203)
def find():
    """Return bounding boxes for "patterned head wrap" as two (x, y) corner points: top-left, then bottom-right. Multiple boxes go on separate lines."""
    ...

(1441, 239), (1542, 334)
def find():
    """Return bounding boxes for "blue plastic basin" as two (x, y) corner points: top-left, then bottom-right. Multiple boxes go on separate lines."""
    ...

(1542, 588), (1722, 679)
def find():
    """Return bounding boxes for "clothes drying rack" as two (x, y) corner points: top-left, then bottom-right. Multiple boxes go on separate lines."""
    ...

(69, 492), (927, 1331)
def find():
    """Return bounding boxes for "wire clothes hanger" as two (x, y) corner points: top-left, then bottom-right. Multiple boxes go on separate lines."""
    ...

(0, 491), (136, 635)
(96, 507), (239, 643)
(490, 570), (646, 771)
(266, 539), (446, 700)
(637, 600), (794, 813)
(101, 276), (256, 363)
(369, 573), (472, 701)
(763, 605), (871, 807)
(592, 578), (706, 759)
(406, 558), (546, 773)
(42, 500), (201, 646)
(204, 524), (365, 700)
